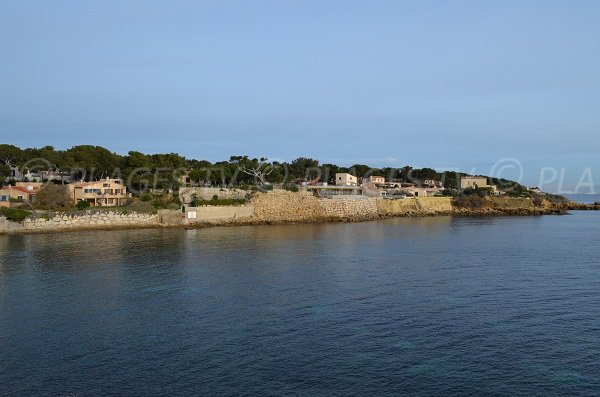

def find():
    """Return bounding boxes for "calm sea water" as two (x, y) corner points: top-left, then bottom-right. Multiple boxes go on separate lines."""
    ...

(565, 194), (600, 204)
(1, 213), (600, 396)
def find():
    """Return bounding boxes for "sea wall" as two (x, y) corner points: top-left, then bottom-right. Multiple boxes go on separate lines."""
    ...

(250, 191), (452, 223)
(185, 205), (254, 224)
(377, 197), (453, 217)
(22, 211), (158, 231)
(0, 216), (24, 232)
(252, 190), (324, 222)
(169, 193), (557, 228)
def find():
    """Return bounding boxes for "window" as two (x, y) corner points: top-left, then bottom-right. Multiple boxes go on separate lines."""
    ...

(0, 195), (7, 202)
(103, 183), (110, 187)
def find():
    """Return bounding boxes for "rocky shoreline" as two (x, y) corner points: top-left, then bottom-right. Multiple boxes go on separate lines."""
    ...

(1, 193), (595, 235)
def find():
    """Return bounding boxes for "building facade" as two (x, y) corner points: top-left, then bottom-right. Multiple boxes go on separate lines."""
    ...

(460, 176), (490, 189)
(69, 178), (129, 206)
(0, 184), (40, 207)
(335, 173), (358, 186)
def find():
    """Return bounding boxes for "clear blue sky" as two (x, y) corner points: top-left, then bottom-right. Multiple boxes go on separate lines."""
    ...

(1, 1), (599, 190)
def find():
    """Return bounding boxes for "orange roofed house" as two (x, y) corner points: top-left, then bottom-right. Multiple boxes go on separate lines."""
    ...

(0, 183), (41, 207)
(68, 178), (129, 207)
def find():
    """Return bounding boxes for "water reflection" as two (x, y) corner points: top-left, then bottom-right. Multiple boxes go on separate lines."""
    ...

(1, 214), (600, 396)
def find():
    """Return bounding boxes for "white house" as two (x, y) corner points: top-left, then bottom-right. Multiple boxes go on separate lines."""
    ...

(335, 173), (358, 186)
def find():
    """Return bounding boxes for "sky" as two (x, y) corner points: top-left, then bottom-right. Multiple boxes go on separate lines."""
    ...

(1, 0), (599, 191)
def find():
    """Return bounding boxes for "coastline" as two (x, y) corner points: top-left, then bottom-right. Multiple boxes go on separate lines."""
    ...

(2, 193), (587, 235)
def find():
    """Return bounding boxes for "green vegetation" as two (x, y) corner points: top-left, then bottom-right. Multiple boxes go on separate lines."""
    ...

(452, 196), (487, 209)
(1, 144), (534, 194)
(76, 200), (91, 210)
(124, 201), (157, 214)
(0, 207), (32, 222)
(35, 184), (72, 210)
(283, 184), (300, 192)
(190, 198), (247, 207)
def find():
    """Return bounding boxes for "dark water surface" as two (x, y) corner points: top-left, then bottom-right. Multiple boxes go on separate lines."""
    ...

(1, 213), (600, 396)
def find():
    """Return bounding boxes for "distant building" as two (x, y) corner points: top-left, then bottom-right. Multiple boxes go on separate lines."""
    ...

(423, 179), (443, 188)
(460, 176), (490, 190)
(40, 170), (72, 183)
(68, 178), (129, 206)
(0, 187), (10, 207)
(8, 166), (22, 180)
(361, 176), (385, 189)
(0, 184), (40, 207)
(401, 186), (429, 197)
(335, 173), (358, 186)
(307, 185), (363, 198)
(459, 176), (500, 195)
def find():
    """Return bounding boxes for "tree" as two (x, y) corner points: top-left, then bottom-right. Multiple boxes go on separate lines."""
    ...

(0, 144), (23, 167)
(289, 157), (320, 179)
(35, 184), (73, 210)
(0, 163), (10, 184)
(236, 157), (275, 185)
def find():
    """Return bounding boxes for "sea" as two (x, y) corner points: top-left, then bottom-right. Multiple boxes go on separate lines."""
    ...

(1, 211), (600, 396)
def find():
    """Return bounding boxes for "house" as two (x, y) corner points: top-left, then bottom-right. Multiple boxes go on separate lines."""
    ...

(361, 175), (385, 189)
(0, 187), (10, 207)
(401, 186), (429, 197)
(307, 185), (363, 198)
(8, 166), (23, 181)
(423, 179), (443, 188)
(460, 176), (490, 189)
(459, 176), (499, 195)
(68, 178), (129, 206)
(335, 173), (358, 186)
(0, 184), (40, 207)
(40, 170), (72, 183)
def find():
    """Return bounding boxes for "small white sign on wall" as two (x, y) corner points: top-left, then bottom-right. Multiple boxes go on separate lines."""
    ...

(187, 211), (197, 219)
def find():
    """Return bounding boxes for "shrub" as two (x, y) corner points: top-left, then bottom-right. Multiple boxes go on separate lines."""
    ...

(35, 184), (72, 210)
(126, 200), (157, 214)
(167, 202), (180, 210)
(0, 207), (32, 222)
(76, 200), (91, 210)
(283, 184), (299, 192)
(190, 198), (246, 207)
(140, 193), (153, 202)
(452, 195), (487, 209)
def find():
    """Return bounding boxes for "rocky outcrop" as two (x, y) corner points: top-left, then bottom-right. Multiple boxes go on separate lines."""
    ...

(562, 202), (600, 211)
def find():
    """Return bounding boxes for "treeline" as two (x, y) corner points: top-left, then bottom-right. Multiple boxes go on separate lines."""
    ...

(0, 144), (524, 191)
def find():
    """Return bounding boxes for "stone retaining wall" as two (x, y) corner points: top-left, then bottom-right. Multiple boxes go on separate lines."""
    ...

(3, 192), (550, 233)
(23, 211), (158, 230)
(185, 205), (254, 223)
(252, 191), (323, 223)
(321, 197), (380, 220)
